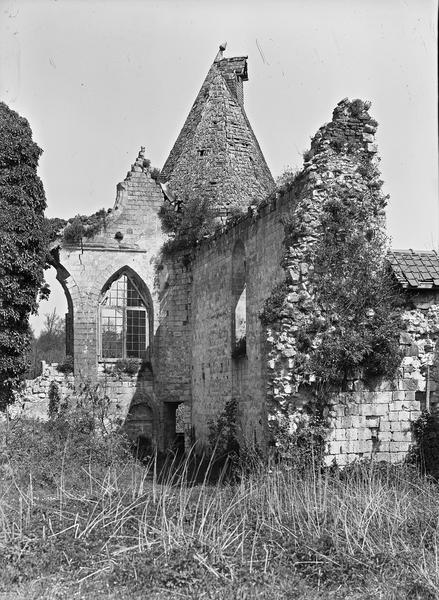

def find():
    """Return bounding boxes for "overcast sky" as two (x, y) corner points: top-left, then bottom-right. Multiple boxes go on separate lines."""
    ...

(0, 0), (437, 334)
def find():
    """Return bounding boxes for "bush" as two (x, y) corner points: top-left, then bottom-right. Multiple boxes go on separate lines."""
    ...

(114, 358), (140, 375)
(232, 336), (246, 359)
(408, 411), (439, 478)
(270, 412), (327, 469)
(56, 355), (74, 374)
(62, 209), (107, 245)
(48, 381), (61, 419)
(260, 279), (291, 324)
(207, 399), (240, 459)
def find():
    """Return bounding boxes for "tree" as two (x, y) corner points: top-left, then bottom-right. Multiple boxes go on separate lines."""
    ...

(0, 102), (48, 407)
(26, 309), (66, 378)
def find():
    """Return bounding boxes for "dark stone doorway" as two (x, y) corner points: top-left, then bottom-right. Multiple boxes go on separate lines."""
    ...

(164, 402), (185, 454)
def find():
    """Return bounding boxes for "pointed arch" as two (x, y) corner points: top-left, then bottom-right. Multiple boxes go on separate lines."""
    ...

(49, 247), (75, 364)
(98, 266), (153, 360)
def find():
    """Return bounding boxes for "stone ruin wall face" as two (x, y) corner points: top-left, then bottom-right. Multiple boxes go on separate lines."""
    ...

(155, 251), (193, 448)
(261, 98), (439, 464)
(188, 192), (294, 447)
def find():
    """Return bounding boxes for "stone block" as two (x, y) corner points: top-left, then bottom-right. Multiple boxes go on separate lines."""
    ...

(341, 416), (353, 428)
(345, 428), (358, 441)
(403, 391), (417, 403)
(328, 441), (343, 455)
(333, 428), (347, 441)
(389, 452), (405, 464)
(389, 440), (411, 452)
(391, 421), (403, 432)
(365, 417), (380, 429)
(346, 440), (360, 454)
(391, 401), (408, 411)
(398, 379), (419, 391)
(359, 403), (372, 416)
(358, 440), (372, 454)
(358, 429), (372, 441)
(350, 415), (362, 428)
(377, 440), (391, 453)
(373, 451), (392, 461)
(392, 431), (412, 443)
(378, 431), (392, 442)
(398, 410), (410, 421)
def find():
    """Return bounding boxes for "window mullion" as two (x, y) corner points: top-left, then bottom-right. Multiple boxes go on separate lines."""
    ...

(123, 306), (127, 359)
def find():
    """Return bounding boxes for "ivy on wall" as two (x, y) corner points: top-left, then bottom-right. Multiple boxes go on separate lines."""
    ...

(297, 189), (403, 390)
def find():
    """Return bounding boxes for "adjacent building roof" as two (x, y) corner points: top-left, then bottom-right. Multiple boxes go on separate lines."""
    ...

(387, 250), (439, 289)
(161, 45), (275, 216)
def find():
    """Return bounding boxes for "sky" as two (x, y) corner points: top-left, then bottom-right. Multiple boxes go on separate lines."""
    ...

(0, 0), (437, 334)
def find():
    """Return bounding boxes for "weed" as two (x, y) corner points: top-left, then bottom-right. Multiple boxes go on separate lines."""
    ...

(2, 418), (439, 599)
(47, 381), (61, 419)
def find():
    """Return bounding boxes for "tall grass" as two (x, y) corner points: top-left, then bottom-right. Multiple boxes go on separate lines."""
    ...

(1, 417), (439, 598)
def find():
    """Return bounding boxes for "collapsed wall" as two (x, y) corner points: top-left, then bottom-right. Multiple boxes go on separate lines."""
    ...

(263, 98), (439, 464)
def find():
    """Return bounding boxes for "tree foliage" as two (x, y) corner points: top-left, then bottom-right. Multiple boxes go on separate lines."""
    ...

(0, 102), (48, 406)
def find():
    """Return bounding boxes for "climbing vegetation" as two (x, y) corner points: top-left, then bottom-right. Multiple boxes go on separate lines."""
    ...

(158, 196), (218, 255)
(292, 185), (402, 392)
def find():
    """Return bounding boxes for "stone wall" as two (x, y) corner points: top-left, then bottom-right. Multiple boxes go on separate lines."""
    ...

(324, 292), (439, 464)
(155, 251), (193, 447)
(53, 148), (165, 379)
(46, 148), (167, 446)
(10, 361), (74, 420)
(325, 389), (421, 465)
(189, 191), (296, 446)
(400, 292), (439, 412)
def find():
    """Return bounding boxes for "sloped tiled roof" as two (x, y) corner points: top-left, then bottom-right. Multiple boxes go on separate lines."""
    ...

(387, 250), (439, 289)
(161, 47), (275, 215)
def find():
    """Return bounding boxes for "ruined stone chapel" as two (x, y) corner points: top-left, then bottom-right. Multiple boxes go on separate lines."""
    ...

(27, 46), (439, 464)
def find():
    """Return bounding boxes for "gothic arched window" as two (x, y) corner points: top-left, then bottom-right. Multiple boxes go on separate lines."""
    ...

(99, 271), (151, 360)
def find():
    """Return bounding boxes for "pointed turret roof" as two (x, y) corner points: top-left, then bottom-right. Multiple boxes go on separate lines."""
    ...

(161, 46), (275, 216)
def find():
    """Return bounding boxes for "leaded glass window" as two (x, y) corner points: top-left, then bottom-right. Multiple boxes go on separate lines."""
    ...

(99, 274), (149, 359)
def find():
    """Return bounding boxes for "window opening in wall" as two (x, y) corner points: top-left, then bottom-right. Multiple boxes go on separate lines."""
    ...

(234, 286), (246, 351)
(100, 274), (149, 359)
(232, 241), (247, 358)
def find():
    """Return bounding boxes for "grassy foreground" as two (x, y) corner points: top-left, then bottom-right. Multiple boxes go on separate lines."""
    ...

(1, 416), (439, 599)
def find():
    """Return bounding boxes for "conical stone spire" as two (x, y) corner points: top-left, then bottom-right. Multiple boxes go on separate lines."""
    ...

(161, 46), (275, 217)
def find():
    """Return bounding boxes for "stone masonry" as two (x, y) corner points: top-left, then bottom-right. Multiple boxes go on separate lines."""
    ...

(16, 47), (439, 464)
